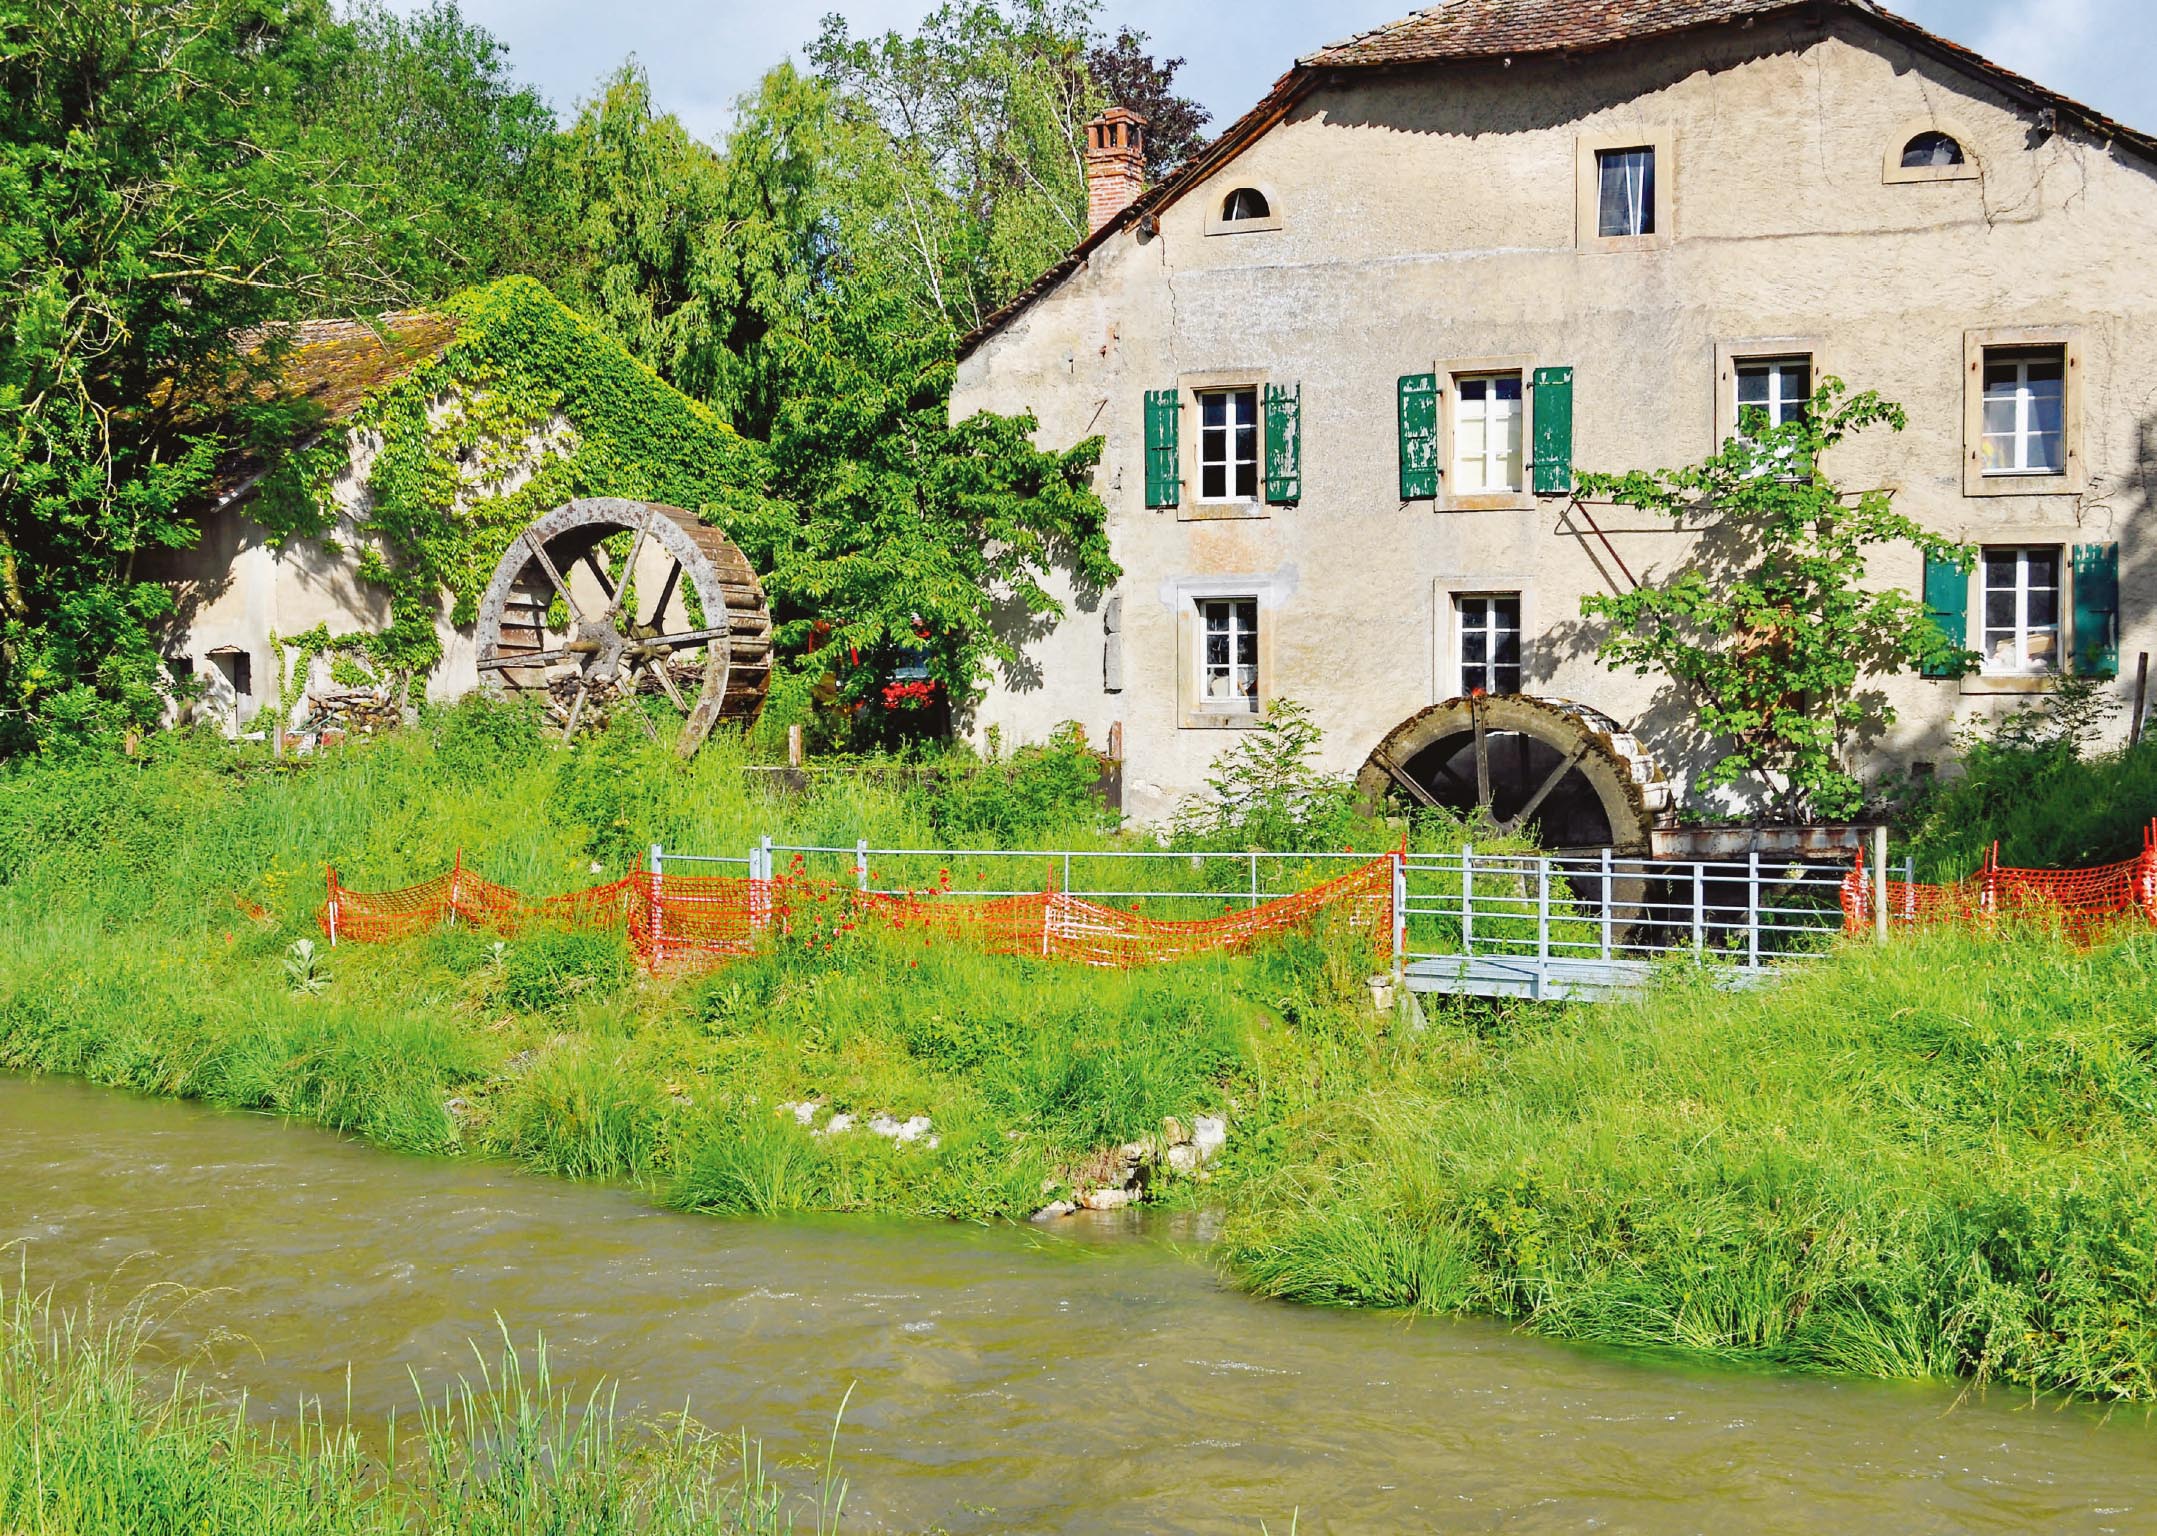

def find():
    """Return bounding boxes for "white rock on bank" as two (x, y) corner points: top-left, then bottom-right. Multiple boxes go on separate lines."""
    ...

(1080, 1186), (1136, 1212)
(869, 1113), (934, 1143)
(1192, 1115), (1228, 1165)
(1030, 1200), (1076, 1223)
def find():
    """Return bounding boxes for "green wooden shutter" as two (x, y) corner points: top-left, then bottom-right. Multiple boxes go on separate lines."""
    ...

(1531, 367), (1574, 495)
(1921, 552), (1967, 678)
(1398, 373), (1438, 500)
(1143, 389), (1179, 508)
(2072, 542), (2120, 678)
(1263, 382), (1301, 504)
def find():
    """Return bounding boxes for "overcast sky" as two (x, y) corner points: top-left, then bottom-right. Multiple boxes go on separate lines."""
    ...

(397, 1), (2153, 147)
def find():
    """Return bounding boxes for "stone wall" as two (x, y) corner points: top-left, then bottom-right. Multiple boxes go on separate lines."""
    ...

(952, 14), (2157, 823)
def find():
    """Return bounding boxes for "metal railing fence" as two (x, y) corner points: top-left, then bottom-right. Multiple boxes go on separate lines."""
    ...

(1400, 846), (1861, 970)
(647, 836), (1872, 983)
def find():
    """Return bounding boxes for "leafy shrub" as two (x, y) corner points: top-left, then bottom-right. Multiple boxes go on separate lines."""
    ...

(929, 722), (1114, 841)
(428, 693), (547, 783)
(548, 713), (673, 864)
(1170, 701), (1363, 852)
(495, 928), (633, 1014)
(1897, 677), (2156, 878)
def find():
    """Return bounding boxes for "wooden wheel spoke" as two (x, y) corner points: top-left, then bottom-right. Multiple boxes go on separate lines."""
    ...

(608, 520), (649, 621)
(1472, 697), (1492, 810)
(1497, 743), (1592, 837)
(643, 559), (683, 632)
(640, 623), (731, 652)
(582, 546), (619, 606)
(645, 658), (690, 712)
(1372, 748), (1441, 810)
(528, 539), (586, 626)
(561, 682), (592, 740)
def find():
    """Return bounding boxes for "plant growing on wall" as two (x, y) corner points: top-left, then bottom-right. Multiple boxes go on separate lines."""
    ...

(252, 278), (783, 683)
(1578, 379), (1973, 821)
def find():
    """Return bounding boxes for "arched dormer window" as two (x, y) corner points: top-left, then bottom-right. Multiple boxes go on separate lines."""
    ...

(1901, 130), (1966, 169)
(1884, 119), (1980, 184)
(1222, 187), (1271, 221)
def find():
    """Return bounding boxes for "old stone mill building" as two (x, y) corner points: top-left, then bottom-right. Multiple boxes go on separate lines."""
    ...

(953, 0), (2156, 845)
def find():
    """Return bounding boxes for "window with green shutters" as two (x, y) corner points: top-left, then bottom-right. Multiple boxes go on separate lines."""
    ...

(1921, 552), (1968, 677)
(1263, 382), (1301, 504)
(2072, 542), (2120, 677)
(1143, 389), (1180, 508)
(1530, 367), (1574, 495)
(1398, 373), (1438, 499)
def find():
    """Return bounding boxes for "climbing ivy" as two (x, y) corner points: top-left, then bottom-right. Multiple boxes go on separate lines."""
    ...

(253, 277), (780, 680)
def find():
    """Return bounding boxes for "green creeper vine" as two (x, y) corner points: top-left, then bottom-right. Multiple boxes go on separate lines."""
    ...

(252, 277), (780, 680)
(269, 624), (383, 715)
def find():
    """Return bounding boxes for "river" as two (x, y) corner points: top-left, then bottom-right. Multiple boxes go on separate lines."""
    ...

(2, 1074), (2151, 1533)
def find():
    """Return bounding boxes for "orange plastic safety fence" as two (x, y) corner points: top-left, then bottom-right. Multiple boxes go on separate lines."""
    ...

(318, 852), (1400, 971)
(1840, 821), (2157, 944)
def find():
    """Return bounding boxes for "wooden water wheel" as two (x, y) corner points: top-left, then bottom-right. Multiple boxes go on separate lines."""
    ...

(1356, 695), (1672, 853)
(473, 497), (771, 757)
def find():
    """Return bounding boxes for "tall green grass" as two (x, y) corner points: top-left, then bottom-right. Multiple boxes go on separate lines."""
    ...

(1220, 926), (2157, 1401)
(0, 1280), (845, 1534)
(12, 706), (2157, 1402)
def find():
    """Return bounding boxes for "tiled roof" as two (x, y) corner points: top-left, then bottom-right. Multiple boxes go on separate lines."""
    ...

(1305, 0), (1807, 67)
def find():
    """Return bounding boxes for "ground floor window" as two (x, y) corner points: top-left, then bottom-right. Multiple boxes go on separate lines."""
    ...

(1736, 356), (1811, 434)
(1981, 545), (2061, 675)
(1456, 594), (1522, 696)
(1197, 596), (1259, 712)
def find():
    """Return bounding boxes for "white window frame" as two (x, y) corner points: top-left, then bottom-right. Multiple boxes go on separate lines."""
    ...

(1451, 372), (1524, 496)
(1576, 127), (1673, 250)
(1175, 574), (1277, 728)
(1195, 386), (1260, 504)
(1979, 545), (2063, 678)
(1980, 350), (2066, 477)
(1454, 593), (1523, 697)
(1962, 328), (2082, 497)
(1734, 357), (1811, 434)
(1196, 596), (1260, 714)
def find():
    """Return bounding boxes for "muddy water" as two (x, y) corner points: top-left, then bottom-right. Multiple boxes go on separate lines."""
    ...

(3, 1075), (2154, 1535)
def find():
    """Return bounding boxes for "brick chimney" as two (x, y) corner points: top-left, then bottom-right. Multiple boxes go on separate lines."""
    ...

(1084, 107), (1148, 234)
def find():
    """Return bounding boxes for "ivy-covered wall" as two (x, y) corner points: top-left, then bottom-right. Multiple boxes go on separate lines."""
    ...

(246, 276), (780, 683)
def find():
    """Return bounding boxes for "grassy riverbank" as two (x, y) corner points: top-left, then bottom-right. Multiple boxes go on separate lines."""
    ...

(5, 710), (2157, 1403)
(1223, 923), (2157, 1402)
(0, 1283), (842, 1535)
(0, 709), (1417, 1222)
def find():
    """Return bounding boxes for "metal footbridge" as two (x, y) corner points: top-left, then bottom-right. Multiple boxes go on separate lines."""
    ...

(1392, 847), (1852, 1002)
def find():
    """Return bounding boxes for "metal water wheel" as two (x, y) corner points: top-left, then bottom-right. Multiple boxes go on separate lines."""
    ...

(473, 497), (771, 756)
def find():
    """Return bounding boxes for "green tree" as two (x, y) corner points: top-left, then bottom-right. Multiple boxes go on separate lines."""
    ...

(764, 283), (1115, 722)
(522, 63), (732, 405)
(1578, 380), (1974, 820)
(299, 1), (556, 293)
(0, 0), (406, 750)
(809, 1), (1103, 331)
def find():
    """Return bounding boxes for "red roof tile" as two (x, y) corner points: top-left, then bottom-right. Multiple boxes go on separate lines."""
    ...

(1305, 0), (1806, 67)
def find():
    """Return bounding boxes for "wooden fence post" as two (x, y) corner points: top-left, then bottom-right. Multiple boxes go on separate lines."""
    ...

(1871, 824), (1889, 943)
